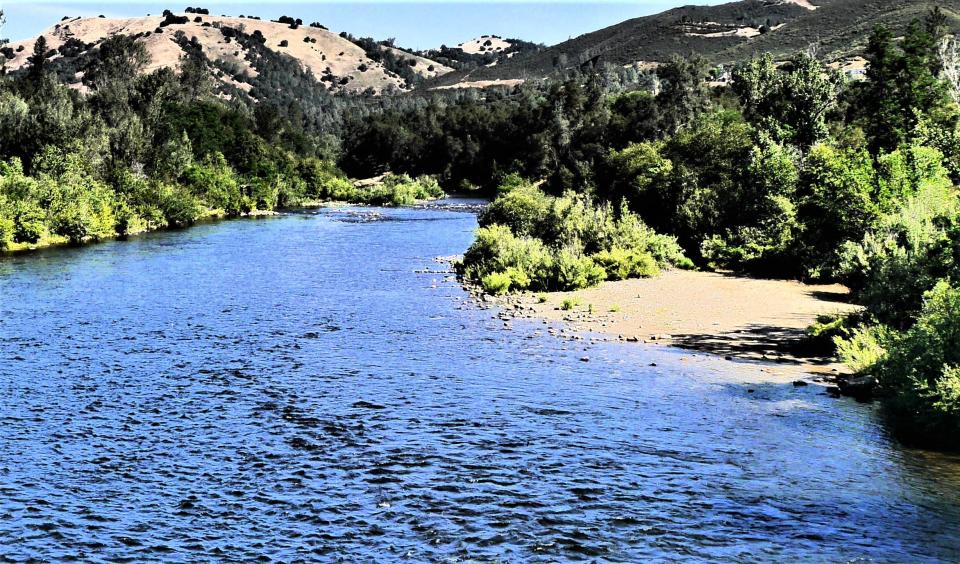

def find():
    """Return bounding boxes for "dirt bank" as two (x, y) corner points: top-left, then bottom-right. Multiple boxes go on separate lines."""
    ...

(487, 269), (862, 381)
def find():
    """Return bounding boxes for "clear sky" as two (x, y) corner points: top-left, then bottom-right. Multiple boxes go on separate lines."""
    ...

(0, 1), (727, 50)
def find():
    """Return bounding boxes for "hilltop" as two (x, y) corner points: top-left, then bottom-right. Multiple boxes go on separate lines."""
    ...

(433, 0), (960, 85)
(0, 10), (454, 95)
(6, 0), (960, 96)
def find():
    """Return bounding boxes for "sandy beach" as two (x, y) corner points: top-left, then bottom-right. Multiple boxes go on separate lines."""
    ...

(487, 269), (863, 380)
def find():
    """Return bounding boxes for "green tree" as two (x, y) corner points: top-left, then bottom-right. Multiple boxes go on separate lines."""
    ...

(84, 35), (150, 90)
(861, 20), (950, 153)
(656, 55), (709, 135)
(26, 35), (49, 85)
(796, 143), (879, 275)
(733, 53), (841, 150)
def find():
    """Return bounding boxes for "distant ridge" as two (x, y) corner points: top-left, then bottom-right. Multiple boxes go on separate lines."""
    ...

(432, 0), (960, 86)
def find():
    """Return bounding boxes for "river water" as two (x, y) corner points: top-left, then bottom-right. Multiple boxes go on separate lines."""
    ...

(1, 201), (959, 561)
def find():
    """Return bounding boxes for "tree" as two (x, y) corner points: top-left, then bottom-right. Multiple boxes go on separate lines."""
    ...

(83, 35), (150, 90)
(796, 143), (879, 275)
(27, 36), (49, 84)
(861, 20), (950, 153)
(177, 38), (214, 102)
(656, 55), (709, 135)
(733, 53), (841, 150)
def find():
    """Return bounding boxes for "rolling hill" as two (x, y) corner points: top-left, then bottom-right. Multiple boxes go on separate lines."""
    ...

(0, 11), (454, 95)
(432, 0), (960, 86)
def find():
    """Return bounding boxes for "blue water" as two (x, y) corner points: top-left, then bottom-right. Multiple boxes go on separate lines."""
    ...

(1, 201), (959, 561)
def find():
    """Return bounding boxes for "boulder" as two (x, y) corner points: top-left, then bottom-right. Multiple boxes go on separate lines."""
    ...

(837, 374), (877, 400)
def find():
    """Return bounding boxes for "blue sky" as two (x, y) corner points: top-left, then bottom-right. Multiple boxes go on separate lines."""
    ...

(0, 1), (726, 50)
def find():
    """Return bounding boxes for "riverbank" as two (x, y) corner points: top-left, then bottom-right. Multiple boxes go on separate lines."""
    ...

(481, 269), (862, 382)
(0, 195), (448, 256)
(0, 208), (281, 254)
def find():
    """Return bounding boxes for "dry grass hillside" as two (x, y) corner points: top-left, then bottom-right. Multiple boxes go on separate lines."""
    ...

(437, 0), (960, 84)
(3, 13), (453, 94)
(457, 36), (514, 55)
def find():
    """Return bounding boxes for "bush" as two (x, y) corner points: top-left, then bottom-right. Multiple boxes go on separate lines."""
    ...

(479, 179), (550, 236)
(460, 224), (554, 289)
(553, 248), (606, 291)
(182, 153), (243, 215)
(156, 183), (204, 227)
(462, 181), (689, 294)
(837, 167), (960, 328)
(321, 177), (359, 201)
(592, 247), (659, 280)
(481, 271), (512, 295)
(796, 143), (879, 277)
(12, 200), (46, 243)
(364, 174), (444, 206)
(835, 325), (890, 374)
(868, 281), (960, 447)
(0, 197), (14, 249)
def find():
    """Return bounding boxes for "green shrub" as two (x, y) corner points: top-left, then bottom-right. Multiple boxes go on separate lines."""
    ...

(835, 325), (891, 374)
(870, 281), (960, 446)
(365, 174), (444, 206)
(183, 153), (243, 215)
(481, 271), (512, 295)
(592, 247), (659, 280)
(0, 196), (13, 249)
(156, 183), (203, 227)
(561, 297), (580, 310)
(838, 175), (960, 328)
(460, 224), (554, 289)
(113, 199), (147, 236)
(504, 265), (531, 290)
(796, 143), (881, 277)
(462, 186), (688, 294)
(495, 172), (530, 195)
(320, 177), (359, 201)
(553, 248), (606, 291)
(12, 200), (45, 243)
(479, 179), (550, 236)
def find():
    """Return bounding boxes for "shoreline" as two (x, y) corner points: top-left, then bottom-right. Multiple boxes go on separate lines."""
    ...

(0, 197), (452, 256)
(473, 269), (863, 384)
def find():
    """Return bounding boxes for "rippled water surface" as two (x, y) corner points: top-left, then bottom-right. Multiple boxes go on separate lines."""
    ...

(2, 202), (960, 561)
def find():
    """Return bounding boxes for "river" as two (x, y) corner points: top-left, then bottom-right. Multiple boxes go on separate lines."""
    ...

(1, 201), (959, 561)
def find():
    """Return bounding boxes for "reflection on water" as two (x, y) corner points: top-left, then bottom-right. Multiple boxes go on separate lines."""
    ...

(1, 201), (959, 561)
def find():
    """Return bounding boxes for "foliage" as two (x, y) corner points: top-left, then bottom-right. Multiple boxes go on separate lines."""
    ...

(462, 182), (688, 293)
(592, 247), (659, 280)
(479, 179), (551, 237)
(859, 20), (951, 154)
(849, 281), (960, 447)
(733, 53), (842, 149)
(481, 271), (513, 295)
(837, 151), (958, 328)
(794, 143), (879, 277)
(835, 324), (891, 375)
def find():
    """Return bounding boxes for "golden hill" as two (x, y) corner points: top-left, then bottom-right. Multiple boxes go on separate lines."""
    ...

(3, 13), (454, 94)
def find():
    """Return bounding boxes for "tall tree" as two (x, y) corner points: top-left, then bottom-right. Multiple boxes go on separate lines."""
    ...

(656, 55), (709, 136)
(26, 36), (49, 84)
(861, 18), (950, 153)
(83, 35), (150, 90)
(733, 53), (841, 150)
